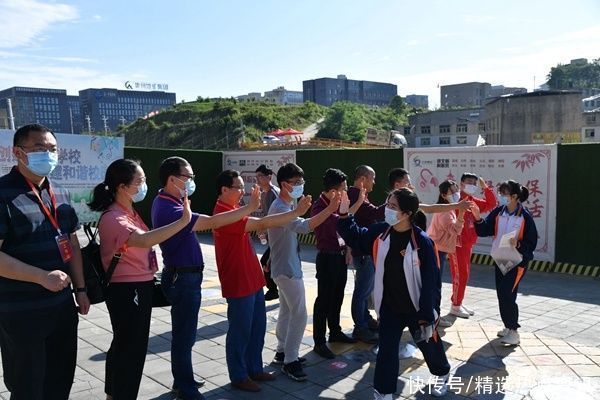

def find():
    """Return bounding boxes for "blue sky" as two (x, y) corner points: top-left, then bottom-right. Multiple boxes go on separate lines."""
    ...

(1, 0), (599, 108)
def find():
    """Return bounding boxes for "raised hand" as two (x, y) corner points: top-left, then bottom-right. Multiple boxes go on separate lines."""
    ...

(40, 270), (71, 292)
(457, 199), (474, 211)
(471, 204), (481, 220)
(180, 192), (192, 224)
(478, 176), (488, 189)
(296, 195), (312, 216)
(326, 191), (341, 213)
(248, 184), (261, 212)
(339, 190), (350, 214)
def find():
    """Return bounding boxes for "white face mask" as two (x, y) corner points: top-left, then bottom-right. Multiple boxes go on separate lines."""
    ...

(384, 207), (400, 226)
(288, 184), (304, 199)
(450, 192), (461, 203)
(463, 184), (478, 196)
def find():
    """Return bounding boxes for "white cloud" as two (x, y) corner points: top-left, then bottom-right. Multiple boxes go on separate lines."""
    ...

(0, 0), (79, 48)
(92, 14), (102, 21)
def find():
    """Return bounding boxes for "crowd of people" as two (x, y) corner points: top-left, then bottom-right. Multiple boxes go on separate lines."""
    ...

(0, 124), (538, 400)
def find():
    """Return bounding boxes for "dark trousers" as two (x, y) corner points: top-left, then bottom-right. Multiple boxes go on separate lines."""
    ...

(495, 264), (526, 330)
(161, 270), (203, 398)
(313, 252), (347, 345)
(105, 281), (153, 400)
(0, 300), (78, 400)
(260, 247), (278, 293)
(374, 303), (450, 395)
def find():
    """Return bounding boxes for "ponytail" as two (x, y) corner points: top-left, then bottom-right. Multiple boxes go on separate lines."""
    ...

(88, 158), (140, 212)
(518, 185), (529, 202)
(499, 179), (529, 203)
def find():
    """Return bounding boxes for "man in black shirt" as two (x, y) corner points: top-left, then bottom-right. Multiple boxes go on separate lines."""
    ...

(0, 124), (89, 400)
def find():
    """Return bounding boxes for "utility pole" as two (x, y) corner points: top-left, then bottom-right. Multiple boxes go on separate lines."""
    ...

(69, 107), (74, 134)
(102, 115), (109, 133)
(85, 114), (92, 133)
(6, 98), (15, 130)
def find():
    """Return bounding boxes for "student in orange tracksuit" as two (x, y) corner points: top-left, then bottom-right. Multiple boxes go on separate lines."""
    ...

(449, 173), (496, 318)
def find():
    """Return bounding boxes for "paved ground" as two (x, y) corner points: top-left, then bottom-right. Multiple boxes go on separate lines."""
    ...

(2, 233), (599, 400)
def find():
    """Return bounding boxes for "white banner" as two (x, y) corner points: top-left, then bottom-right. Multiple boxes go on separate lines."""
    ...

(222, 151), (295, 211)
(1, 129), (124, 223)
(404, 145), (557, 261)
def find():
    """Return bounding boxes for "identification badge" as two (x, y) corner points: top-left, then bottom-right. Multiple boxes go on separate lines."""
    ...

(148, 249), (158, 271)
(55, 233), (73, 263)
(337, 236), (345, 247)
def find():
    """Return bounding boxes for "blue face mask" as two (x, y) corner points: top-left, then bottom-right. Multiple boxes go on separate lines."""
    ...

(499, 195), (510, 206)
(289, 184), (304, 199)
(25, 151), (58, 177)
(384, 207), (400, 226)
(132, 182), (148, 203)
(175, 176), (196, 197)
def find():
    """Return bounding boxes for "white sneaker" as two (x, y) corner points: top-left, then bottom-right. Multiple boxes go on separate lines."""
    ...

(449, 305), (470, 319)
(373, 389), (393, 400)
(500, 329), (520, 345)
(431, 373), (450, 397)
(497, 327), (510, 337)
(461, 304), (475, 316)
(438, 316), (452, 328)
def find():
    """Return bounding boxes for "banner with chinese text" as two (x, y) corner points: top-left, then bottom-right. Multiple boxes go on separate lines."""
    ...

(1, 130), (124, 223)
(404, 145), (557, 261)
(222, 151), (295, 214)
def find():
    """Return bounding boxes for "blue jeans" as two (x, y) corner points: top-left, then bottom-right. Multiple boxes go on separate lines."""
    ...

(161, 270), (203, 398)
(226, 289), (266, 382)
(351, 255), (375, 330)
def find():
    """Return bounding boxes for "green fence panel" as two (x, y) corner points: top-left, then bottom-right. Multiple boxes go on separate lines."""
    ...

(124, 147), (222, 225)
(556, 143), (600, 266)
(296, 148), (404, 206)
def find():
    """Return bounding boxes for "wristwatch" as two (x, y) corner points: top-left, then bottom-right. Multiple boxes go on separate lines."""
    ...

(74, 287), (87, 294)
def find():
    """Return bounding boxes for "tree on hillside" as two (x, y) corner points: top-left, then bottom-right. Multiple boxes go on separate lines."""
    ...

(547, 58), (600, 90)
(389, 95), (406, 114)
(317, 102), (369, 142)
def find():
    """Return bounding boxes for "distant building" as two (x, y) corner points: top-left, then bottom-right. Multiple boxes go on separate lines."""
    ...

(489, 85), (527, 98)
(0, 86), (71, 133)
(66, 95), (82, 133)
(404, 94), (428, 109)
(303, 75), (397, 107)
(0, 108), (7, 129)
(263, 86), (303, 105)
(236, 92), (262, 102)
(78, 88), (176, 133)
(440, 82), (491, 108)
(582, 110), (600, 143)
(404, 107), (485, 147)
(484, 91), (584, 145)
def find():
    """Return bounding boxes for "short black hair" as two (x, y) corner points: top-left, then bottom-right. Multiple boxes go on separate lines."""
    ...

(499, 180), (529, 202)
(159, 156), (190, 187)
(216, 170), (241, 196)
(461, 172), (478, 182)
(322, 168), (347, 191)
(388, 167), (409, 188)
(354, 165), (374, 180)
(13, 124), (55, 147)
(389, 188), (420, 221)
(276, 163), (304, 186)
(255, 164), (274, 175)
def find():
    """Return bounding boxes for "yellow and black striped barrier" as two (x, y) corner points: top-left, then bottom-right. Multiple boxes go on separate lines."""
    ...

(294, 232), (600, 279)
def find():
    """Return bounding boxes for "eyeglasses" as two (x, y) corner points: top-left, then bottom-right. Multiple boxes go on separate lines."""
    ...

(229, 185), (245, 190)
(18, 145), (58, 153)
(177, 174), (195, 181)
(287, 179), (305, 187)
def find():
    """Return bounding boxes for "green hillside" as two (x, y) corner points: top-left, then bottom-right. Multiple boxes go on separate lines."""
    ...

(119, 99), (326, 150)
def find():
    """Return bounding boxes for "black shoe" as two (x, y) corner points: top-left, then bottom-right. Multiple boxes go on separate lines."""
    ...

(367, 318), (380, 332)
(313, 343), (335, 359)
(352, 327), (379, 344)
(273, 351), (306, 365)
(172, 378), (206, 392)
(264, 290), (279, 301)
(329, 331), (358, 344)
(281, 360), (307, 382)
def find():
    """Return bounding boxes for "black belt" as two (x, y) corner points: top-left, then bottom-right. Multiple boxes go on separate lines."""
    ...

(319, 249), (346, 256)
(164, 265), (204, 274)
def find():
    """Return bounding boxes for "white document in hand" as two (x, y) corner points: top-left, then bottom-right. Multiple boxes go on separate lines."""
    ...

(499, 230), (518, 248)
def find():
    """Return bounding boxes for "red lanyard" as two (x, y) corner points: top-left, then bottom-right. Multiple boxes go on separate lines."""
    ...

(24, 178), (61, 233)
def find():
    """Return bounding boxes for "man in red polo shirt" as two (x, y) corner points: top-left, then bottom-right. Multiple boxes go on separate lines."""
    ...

(212, 170), (311, 393)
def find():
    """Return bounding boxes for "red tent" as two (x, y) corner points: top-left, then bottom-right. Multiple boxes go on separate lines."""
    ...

(268, 128), (285, 136)
(282, 128), (302, 135)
